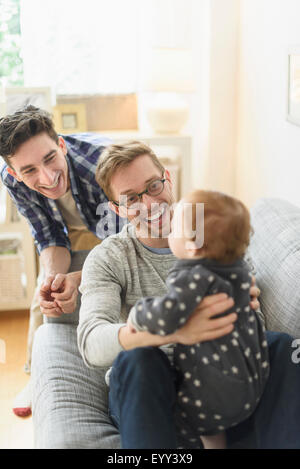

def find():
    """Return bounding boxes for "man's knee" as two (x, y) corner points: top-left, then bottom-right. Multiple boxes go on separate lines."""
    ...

(113, 347), (171, 380)
(266, 331), (295, 360)
(265, 331), (300, 384)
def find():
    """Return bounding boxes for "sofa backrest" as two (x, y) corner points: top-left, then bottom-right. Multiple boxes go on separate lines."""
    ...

(249, 197), (300, 338)
(45, 250), (90, 326)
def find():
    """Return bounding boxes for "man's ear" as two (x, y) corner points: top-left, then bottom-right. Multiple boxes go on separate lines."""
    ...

(164, 168), (171, 183)
(164, 168), (173, 189)
(58, 136), (67, 155)
(108, 200), (129, 219)
(108, 200), (120, 217)
(7, 166), (22, 182)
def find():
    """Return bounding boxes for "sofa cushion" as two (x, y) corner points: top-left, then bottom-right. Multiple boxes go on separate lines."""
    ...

(249, 198), (300, 337)
(32, 323), (120, 449)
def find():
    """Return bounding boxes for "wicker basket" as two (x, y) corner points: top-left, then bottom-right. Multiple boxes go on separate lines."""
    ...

(0, 254), (25, 302)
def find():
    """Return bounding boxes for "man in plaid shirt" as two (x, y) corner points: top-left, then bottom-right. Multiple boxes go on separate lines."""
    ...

(0, 106), (124, 316)
(0, 106), (124, 415)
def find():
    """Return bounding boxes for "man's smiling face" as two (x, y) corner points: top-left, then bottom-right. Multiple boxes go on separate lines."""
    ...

(7, 132), (69, 199)
(109, 153), (175, 247)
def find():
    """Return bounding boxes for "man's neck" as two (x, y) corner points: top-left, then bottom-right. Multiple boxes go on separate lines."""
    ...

(137, 235), (169, 249)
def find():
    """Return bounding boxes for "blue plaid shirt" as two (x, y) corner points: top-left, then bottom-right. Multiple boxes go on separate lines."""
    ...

(1, 133), (124, 254)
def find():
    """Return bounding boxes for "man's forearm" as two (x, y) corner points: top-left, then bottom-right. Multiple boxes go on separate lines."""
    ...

(40, 246), (72, 277)
(119, 324), (176, 350)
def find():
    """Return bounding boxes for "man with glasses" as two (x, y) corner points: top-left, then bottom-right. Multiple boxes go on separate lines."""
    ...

(78, 141), (294, 449)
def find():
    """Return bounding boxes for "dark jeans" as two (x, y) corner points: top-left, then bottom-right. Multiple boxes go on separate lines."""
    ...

(109, 347), (179, 449)
(108, 331), (300, 449)
(227, 331), (300, 448)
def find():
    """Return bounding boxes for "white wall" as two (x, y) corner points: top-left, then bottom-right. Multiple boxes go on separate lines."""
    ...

(137, 0), (240, 198)
(180, 0), (240, 197)
(138, 0), (300, 209)
(200, 0), (239, 195)
(236, 0), (300, 208)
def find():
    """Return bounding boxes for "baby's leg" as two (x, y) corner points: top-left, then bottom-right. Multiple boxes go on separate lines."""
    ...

(201, 432), (226, 449)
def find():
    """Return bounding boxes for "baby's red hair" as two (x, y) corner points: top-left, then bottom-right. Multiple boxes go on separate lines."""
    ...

(183, 190), (252, 264)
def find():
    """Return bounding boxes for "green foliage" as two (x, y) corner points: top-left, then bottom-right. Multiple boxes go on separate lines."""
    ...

(0, 0), (24, 86)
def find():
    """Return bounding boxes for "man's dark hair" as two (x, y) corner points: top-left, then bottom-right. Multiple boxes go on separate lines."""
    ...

(0, 105), (59, 167)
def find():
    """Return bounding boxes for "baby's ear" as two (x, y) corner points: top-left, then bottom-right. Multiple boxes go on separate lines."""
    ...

(185, 240), (199, 250)
(185, 240), (203, 258)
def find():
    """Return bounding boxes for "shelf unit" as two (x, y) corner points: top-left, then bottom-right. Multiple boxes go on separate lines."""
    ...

(0, 181), (37, 311)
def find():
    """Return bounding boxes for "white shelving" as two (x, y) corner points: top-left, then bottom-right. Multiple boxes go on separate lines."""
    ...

(0, 183), (37, 311)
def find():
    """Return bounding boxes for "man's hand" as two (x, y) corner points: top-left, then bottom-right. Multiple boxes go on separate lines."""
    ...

(39, 274), (61, 317)
(250, 276), (260, 311)
(127, 317), (137, 334)
(173, 277), (260, 346)
(172, 293), (237, 345)
(39, 271), (81, 317)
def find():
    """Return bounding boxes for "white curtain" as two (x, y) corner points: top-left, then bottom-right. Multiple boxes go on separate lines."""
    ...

(20, 0), (139, 95)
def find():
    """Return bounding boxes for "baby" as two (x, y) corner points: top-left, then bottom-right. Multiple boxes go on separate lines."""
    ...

(128, 190), (269, 449)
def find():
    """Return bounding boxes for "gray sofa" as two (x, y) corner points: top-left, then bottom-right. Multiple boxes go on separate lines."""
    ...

(31, 197), (300, 448)
(31, 248), (120, 449)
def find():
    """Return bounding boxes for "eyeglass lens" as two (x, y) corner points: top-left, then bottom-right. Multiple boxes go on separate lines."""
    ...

(121, 179), (164, 207)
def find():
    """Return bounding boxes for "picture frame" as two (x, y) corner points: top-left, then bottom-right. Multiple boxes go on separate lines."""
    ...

(4, 86), (52, 115)
(53, 103), (87, 134)
(287, 47), (300, 126)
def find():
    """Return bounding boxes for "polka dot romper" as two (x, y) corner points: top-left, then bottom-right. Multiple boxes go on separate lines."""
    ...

(129, 257), (270, 448)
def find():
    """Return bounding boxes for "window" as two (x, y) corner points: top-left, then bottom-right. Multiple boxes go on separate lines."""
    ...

(21, 0), (139, 95)
(1, 0), (139, 95)
(0, 0), (23, 87)
(1, 0), (194, 96)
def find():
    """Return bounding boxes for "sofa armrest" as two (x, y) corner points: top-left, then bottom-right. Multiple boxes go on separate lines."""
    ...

(249, 198), (300, 337)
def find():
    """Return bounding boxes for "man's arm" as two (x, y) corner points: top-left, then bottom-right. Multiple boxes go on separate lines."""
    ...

(77, 244), (126, 367)
(2, 175), (71, 255)
(40, 245), (71, 276)
(2, 172), (82, 316)
(78, 243), (238, 368)
(78, 244), (183, 367)
(39, 246), (81, 317)
(120, 293), (237, 350)
(128, 266), (232, 336)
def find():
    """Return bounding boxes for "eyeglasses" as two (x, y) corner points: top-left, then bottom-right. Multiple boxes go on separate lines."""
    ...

(112, 178), (166, 208)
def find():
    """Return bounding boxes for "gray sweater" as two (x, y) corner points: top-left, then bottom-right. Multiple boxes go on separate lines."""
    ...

(78, 223), (265, 369)
(77, 223), (176, 368)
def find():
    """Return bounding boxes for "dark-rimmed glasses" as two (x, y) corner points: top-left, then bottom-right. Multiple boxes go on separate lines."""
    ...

(111, 178), (166, 208)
